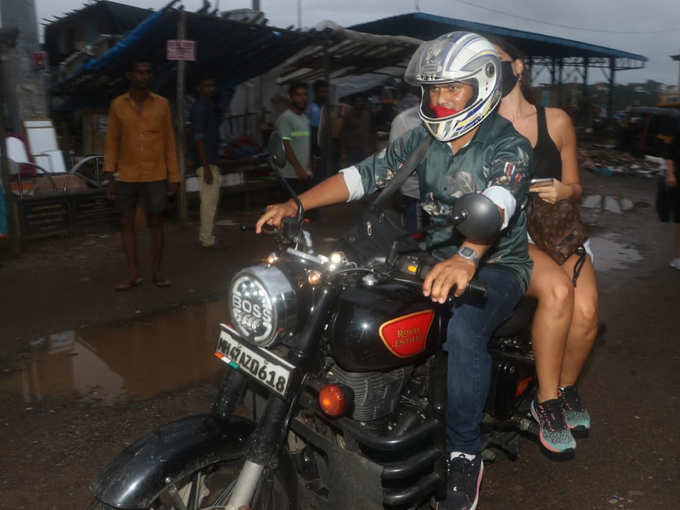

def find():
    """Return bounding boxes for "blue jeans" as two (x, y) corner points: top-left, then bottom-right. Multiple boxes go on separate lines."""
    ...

(444, 265), (524, 454)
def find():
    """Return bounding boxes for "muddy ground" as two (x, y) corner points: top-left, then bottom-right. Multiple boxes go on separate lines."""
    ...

(1, 170), (679, 509)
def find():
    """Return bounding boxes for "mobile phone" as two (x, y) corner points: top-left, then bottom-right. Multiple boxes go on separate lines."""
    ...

(530, 177), (553, 186)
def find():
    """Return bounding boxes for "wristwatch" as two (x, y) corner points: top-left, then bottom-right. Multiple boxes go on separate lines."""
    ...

(456, 246), (480, 267)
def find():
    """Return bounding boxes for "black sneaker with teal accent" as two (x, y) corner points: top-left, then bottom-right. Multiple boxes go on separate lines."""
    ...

(445, 454), (483, 510)
(559, 385), (591, 432)
(530, 398), (576, 453)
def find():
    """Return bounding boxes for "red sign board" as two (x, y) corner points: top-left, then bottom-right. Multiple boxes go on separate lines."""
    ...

(31, 51), (47, 70)
(166, 40), (196, 61)
(379, 310), (434, 358)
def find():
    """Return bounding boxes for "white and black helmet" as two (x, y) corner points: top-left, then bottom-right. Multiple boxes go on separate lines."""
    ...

(404, 32), (501, 142)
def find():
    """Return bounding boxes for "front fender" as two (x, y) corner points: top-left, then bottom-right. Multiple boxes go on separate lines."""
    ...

(91, 414), (254, 509)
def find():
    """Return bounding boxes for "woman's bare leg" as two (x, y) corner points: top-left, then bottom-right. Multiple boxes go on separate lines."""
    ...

(526, 245), (574, 402)
(559, 254), (599, 387)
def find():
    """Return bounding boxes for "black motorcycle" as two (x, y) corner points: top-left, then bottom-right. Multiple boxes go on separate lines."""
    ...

(92, 134), (539, 510)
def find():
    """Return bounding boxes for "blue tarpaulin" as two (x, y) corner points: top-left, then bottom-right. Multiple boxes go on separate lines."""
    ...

(54, 7), (313, 104)
(79, 9), (166, 75)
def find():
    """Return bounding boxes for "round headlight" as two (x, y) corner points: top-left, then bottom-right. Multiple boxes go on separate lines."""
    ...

(229, 265), (297, 347)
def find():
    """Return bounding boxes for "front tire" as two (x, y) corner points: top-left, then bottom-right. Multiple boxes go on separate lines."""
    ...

(94, 456), (294, 510)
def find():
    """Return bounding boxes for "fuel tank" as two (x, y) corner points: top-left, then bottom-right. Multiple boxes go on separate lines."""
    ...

(330, 283), (444, 371)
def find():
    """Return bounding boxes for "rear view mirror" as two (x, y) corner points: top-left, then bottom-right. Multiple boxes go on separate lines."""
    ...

(268, 132), (287, 170)
(453, 193), (502, 243)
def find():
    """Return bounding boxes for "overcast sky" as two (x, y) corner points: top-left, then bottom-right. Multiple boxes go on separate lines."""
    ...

(36, 0), (680, 86)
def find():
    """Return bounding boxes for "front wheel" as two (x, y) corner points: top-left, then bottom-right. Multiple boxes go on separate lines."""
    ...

(94, 457), (294, 510)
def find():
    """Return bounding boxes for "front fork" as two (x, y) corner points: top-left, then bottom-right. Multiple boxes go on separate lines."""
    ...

(219, 285), (339, 510)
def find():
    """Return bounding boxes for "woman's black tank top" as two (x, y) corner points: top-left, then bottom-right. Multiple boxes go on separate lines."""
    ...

(532, 106), (562, 179)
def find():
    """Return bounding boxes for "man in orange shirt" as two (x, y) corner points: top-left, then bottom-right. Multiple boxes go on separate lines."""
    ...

(104, 57), (179, 290)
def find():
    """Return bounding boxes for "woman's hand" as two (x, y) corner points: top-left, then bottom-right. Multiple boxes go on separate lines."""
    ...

(255, 201), (297, 233)
(666, 171), (677, 188)
(422, 256), (476, 303)
(529, 179), (572, 204)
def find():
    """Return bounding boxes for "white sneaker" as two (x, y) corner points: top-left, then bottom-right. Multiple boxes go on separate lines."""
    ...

(670, 258), (680, 270)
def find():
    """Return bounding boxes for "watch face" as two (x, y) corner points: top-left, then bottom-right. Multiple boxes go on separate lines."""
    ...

(458, 246), (479, 263)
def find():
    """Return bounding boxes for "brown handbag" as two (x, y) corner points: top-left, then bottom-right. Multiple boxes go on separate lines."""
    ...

(526, 194), (588, 266)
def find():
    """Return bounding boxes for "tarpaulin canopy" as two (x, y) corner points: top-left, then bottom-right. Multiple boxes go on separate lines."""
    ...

(51, 6), (313, 106)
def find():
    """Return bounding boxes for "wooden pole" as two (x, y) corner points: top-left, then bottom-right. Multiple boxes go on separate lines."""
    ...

(176, 7), (187, 222)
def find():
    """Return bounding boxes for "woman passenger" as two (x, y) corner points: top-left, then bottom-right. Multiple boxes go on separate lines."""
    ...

(492, 38), (599, 453)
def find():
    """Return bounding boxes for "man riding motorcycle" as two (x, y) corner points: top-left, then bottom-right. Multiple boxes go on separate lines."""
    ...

(256, 31), (533, 510)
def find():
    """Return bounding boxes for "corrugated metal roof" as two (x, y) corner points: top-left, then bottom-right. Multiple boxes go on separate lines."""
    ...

(351, 12), (647, 68)
(277, 21), (421, 83)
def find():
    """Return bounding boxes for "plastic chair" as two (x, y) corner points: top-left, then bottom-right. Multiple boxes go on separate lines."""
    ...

(5, 134), (58, 198)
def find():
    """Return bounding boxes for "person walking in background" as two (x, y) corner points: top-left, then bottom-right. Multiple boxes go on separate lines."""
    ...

(275, 82), (313, 198)
(104, 56), (179, 290)
(664, 131), (680, 269)
(191, 76), (221, 248)
(339, 94), (375, 166)
(306, 81), (328, 161)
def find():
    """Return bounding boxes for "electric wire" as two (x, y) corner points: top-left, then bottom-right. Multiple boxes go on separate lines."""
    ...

(450, 0), (679, 34)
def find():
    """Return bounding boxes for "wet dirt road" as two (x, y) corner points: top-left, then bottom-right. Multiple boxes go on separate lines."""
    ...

(1, 172), (679, 509)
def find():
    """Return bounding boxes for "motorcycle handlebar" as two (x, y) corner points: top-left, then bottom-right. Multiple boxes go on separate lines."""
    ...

(416, 262), (488, 300)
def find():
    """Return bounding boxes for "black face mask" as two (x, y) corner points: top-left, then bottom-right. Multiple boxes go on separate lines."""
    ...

(501, 61), (518, 97)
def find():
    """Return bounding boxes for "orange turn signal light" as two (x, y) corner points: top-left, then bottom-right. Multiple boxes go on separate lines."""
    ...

(318, 385), (347, 417)
(515, 376), (534, 397)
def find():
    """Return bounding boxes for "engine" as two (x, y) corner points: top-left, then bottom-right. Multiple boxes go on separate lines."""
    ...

(327, 363), (408, 422)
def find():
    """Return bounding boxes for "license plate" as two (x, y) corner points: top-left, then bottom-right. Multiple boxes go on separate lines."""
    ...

(215, 324), (294, 397)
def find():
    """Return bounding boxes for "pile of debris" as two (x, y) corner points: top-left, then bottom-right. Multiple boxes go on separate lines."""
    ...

(579, 143), (665, 179)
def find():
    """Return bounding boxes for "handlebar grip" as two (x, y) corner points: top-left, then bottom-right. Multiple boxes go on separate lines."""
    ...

(465, 279), (488, 299)
(418, 264), (487, 299)
(281, 216), (298, 228)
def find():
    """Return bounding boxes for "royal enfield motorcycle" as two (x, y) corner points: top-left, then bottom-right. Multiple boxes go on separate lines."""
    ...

(91, 134), (539, 510)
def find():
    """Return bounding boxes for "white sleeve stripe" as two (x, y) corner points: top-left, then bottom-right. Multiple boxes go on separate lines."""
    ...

(482, 186), (517, 230)
(339, 166), (365, 202)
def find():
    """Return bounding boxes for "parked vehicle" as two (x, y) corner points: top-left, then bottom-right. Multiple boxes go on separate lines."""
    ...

(618, 106), (680, 158)
(91, 134), (540, 510)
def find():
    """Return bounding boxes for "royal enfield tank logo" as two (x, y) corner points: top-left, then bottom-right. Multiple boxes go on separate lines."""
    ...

(379, 310), (435, 358)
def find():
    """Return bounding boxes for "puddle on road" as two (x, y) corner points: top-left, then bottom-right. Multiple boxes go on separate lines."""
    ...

(0, 232), (642, 406)
(589, 234), (643, 271)
(0, 300), (229, 405)
(581, 194), (637, 214)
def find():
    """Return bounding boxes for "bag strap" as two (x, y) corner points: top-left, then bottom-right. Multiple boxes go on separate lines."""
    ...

(571, 245), (587, 286)
(370, 135), (433, 212)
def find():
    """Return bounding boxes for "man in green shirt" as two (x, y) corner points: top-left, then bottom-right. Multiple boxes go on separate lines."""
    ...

(258, 32), (532, 510)
(275, 82), (312, 189)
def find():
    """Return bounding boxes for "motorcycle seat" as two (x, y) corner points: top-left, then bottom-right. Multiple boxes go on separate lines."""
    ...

(492, 296), (536, 338)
